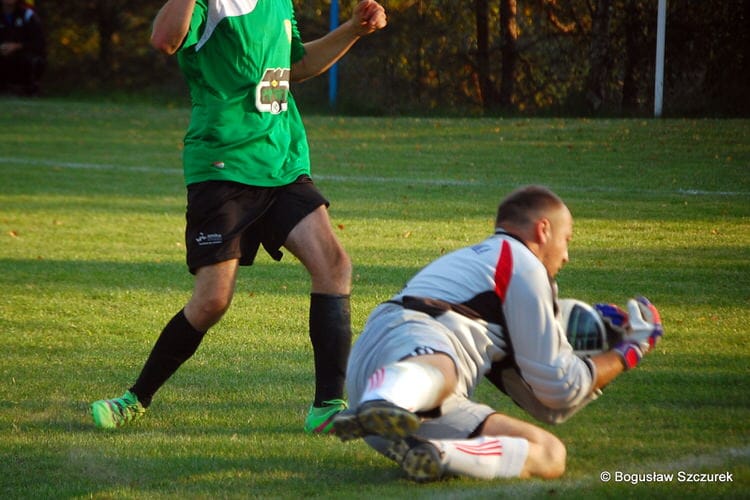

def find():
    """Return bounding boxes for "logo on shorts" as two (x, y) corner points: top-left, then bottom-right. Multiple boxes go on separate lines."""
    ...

(195, 232), (223, 246)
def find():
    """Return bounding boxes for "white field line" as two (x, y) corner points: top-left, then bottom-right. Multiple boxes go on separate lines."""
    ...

(1, 156), (747, 197)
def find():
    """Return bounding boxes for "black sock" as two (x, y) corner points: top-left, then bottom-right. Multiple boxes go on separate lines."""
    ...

(130, 309), (205, 407)
(309, 293), (352, 406)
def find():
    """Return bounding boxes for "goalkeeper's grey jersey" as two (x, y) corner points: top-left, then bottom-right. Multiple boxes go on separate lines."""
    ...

(379, 229), (595, 410)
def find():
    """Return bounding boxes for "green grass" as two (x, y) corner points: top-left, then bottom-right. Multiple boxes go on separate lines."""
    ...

(1, 97), (749, 499)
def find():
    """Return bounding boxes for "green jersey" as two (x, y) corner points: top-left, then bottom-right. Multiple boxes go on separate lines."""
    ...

(178, 0), (310, 187)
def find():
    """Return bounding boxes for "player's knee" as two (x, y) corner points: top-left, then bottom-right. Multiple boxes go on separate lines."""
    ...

(331, 245), (352, 275)
(540, 434), (566, 479)
(188, 293), (233, 329)
(315, 245), (352, 291)
(205, 293), (232, 317)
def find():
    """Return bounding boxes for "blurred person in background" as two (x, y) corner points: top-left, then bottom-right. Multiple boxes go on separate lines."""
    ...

(0, 0), (45, 96)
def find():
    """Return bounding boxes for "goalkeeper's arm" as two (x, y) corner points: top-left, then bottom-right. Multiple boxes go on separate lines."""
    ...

(587, 350), (631, 390)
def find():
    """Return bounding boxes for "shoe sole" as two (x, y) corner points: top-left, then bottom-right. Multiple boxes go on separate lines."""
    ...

(383, 438), (411, 463)
(401, 442), (444, 482)
(333, 401), (420, 442)
(331, 410), (365, 441)
(358, 403), (420, 441)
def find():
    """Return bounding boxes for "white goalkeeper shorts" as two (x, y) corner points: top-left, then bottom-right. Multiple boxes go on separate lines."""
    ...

(347, 302), (496, 439)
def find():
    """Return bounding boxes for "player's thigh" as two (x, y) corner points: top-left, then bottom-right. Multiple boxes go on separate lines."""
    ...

(417, 396), (495, 440)
(193, 259), (240, 301)
(347, 304), (459, 406)
(479, 412), (552, 442)
(284, 205), (351, 290)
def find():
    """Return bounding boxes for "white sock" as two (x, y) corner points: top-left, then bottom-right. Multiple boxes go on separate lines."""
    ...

(359, 361), (445, 412)
(432, 436), (529, 479)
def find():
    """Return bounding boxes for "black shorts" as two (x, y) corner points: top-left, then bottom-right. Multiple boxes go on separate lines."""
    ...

(184, 175), (329, 274)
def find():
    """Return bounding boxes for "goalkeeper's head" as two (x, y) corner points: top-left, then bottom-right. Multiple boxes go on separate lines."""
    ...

(495, 185), (572, 278)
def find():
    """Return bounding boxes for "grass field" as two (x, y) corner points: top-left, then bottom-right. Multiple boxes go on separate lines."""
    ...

(1, 98), (749, 499)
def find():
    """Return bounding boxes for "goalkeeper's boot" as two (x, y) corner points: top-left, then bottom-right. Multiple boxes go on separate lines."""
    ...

(386, 437), (445, 483)
(304, 399), (348, 434)
(91, 390), (146, 429)
(333, 399), (420, 442)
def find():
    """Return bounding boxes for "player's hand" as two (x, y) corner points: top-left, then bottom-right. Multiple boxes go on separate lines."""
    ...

(352, 0), (387, 36)
(594, 302), (629, 346)
(599, 296), (662, 370)
(626, 296), (663, 353)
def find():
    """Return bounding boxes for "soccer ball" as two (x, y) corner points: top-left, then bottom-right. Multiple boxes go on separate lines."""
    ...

(558, 299), (608, 355)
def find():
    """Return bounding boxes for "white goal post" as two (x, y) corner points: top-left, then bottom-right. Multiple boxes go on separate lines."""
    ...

(654, 0), (667, 117)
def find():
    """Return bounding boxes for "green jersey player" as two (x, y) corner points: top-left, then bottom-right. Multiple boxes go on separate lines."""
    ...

(90, 0), (387, 434)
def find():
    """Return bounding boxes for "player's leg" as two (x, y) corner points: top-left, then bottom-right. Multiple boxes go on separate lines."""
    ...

(284, 204), (352, 295)
(129, 259), (239, 404)
(334, 353), (457, 442)
(91, 181), (247, 429)
(183, 259), (240, 331)
(474, 412), (566, 479)
(90, 260), (239, 429)
(420, 412), (564, 480)
(358, 353), (457, 411)
(283, 203), (353, 433)
(333, 310), (460, 441)
(386, 401), (564, 481)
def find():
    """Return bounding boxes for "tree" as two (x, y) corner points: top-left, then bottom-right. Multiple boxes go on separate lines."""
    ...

(474, 0), (497, 109)
(621, 0), (650, 111)
(498, 0), (518, 109)
(31, 0), (750, 115)
(585, 0), (613, 111)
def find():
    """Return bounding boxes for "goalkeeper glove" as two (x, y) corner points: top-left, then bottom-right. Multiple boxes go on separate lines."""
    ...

(597, 296), (663, 370)
(594, 303), (629, 347)
(626, 296), (663, 352)
(612, 339), (644, 370)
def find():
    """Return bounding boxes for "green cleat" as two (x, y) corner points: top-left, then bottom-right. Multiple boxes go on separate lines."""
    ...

(304, 399), (348, 434)
(91, 390), (146, 429)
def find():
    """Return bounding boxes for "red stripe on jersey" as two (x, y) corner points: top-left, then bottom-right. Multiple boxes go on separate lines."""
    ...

(494, 240), (513, 302)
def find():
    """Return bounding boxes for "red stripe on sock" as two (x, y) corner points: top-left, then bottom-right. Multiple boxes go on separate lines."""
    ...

(454, 441), (504, 456)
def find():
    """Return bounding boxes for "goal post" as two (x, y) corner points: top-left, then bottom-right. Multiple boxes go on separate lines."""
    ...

(654, 0), (667, 117)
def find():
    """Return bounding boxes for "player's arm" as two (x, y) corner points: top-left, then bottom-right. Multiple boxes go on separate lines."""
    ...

(498, 277), (598, 411)
(151, 0), (197, 55)
(291, 0), (386, 82)
(587, 350), (627, 389)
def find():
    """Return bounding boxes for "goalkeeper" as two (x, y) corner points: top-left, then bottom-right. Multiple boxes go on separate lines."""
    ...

(333, 185), (663, 482)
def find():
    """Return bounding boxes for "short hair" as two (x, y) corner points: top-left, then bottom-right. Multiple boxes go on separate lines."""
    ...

(495, 185), (565, 228)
